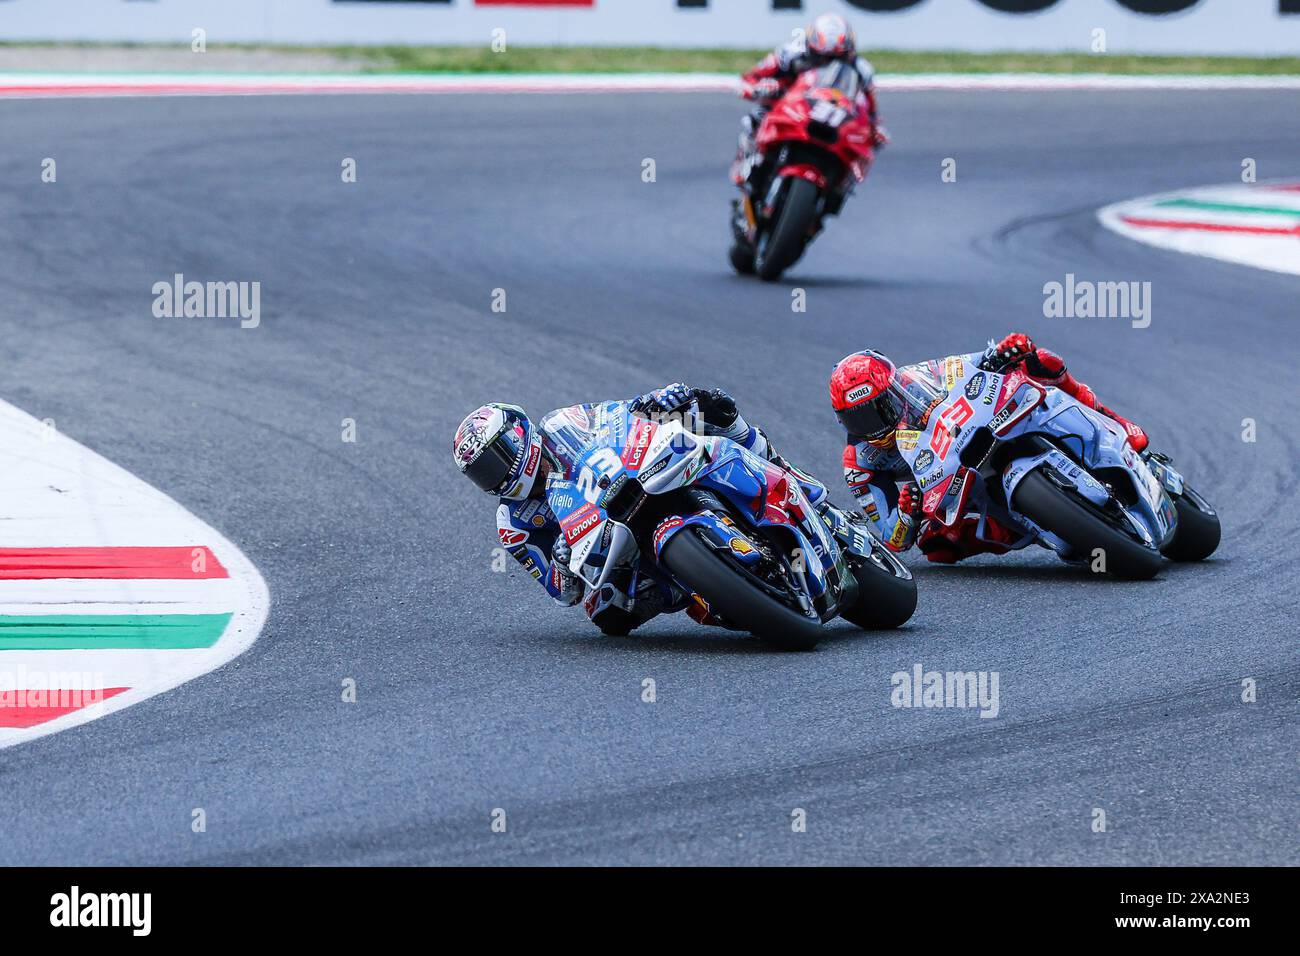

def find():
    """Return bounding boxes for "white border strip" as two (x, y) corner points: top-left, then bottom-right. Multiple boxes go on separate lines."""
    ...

(2, 71), (1300, 99)
(0, 400), (269, 750)
(1098, 181), (1300, 277)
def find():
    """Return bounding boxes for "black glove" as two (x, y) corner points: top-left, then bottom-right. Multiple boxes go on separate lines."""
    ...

(694, 387), (739, 429)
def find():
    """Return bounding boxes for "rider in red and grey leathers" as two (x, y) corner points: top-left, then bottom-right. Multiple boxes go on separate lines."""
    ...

(738, 12), (889, 158)
(829, 333), (1149, 565)
(453, 384), (830, 635)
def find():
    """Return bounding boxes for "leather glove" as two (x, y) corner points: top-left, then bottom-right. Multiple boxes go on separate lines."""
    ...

(631, 383), (695, 418)
(745, 78), (782, 101)
(548, 538), (582, 603)
(694, 387), (739, 429)
(897, 482), (921, 521)
(981, 332), (1036, 372)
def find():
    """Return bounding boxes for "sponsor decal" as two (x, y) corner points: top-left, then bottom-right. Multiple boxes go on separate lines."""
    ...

(845, 467), (872, 489)
(982, 375), (1000, 405)
(522, 443), (541, 477)
(964, 372), (986, 401)
(639, 455), (669, 481)
(549, 491), (575, 512)
(990, 399), (1019, 432)
(863, 500), (879, 520)
(914, 450), (935, 473)
(476, 1), (593, 7)
(728, 537), (755, 556)
(944, 357), (965, 391)
(561, 503), (602, 545)
(598, 472), (628, 508)
(621, 419), (657, 470)
(895, 429), (921, 451)
(652, 516), (684, 551)
(845, 382), (876, 405)
(888, 521), (909, 548)
(498, 528), (527, 547)
(922, 474), (955, 515)
(532, 514), (546, 527)
(948, 471), (966, 503)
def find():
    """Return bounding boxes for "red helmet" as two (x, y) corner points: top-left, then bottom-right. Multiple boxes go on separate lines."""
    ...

(829, 350), (904, 442)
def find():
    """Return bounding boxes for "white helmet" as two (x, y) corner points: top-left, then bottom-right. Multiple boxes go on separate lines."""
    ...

(807, 13), (856, 59)
(452, 403), (552, 500)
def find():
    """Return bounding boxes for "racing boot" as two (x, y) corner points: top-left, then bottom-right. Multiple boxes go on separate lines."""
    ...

(1025, 345), (1150, 453)
(917, 515), (1019, 564)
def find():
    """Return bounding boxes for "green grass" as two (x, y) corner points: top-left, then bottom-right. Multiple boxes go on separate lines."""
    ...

(2, 42), (1299, 76)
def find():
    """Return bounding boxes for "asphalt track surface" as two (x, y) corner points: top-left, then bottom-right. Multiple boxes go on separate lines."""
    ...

(0, 90), (1296, 866)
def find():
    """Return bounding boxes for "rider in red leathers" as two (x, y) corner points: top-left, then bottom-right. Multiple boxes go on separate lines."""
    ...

(829, 333), (1149, 565)
(736, 12), (889, 165)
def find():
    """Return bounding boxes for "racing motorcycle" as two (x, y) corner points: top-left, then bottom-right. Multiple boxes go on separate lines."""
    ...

(892, 358), (1220, 580)
(729, 61), (879, 282)
(541, 401), (916, 651)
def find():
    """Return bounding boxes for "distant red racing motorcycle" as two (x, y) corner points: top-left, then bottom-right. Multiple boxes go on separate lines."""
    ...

(729, 61), (880, 281)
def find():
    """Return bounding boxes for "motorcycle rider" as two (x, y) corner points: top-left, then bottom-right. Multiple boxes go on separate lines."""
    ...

(736, 12), (889, 166)
(829, 333), (1150, 564)
(453, 384), (834, 635)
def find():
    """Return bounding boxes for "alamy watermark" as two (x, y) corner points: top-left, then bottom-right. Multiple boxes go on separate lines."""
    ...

(1043, 273), (1151, 329)
(152, 273), (260, 329)
(0, 667), (109, 714)
(891, 663), (1000, 718)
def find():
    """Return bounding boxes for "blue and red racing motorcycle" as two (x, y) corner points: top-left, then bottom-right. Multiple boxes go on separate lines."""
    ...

(894, 358), (1220, 579)
(541, 402), (916, 651)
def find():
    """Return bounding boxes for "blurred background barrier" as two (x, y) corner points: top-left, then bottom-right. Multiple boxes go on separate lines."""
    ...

(0, 0), (1298, 56)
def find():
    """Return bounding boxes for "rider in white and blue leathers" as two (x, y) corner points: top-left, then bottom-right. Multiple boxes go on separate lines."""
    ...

(453, 384), (830, 635)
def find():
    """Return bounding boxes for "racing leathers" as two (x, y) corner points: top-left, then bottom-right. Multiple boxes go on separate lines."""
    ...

(496, 385), (830, 634)
(738, 37), (886, 159)
(843, 336), (1150, 564)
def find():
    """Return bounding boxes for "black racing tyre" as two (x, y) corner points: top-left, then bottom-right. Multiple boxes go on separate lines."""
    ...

(839, 546), (917, 630)
(754, 177), (819, 281)
(1012, 469), (1162, 581)
(728, 241), (756, 275)
(1163, 486), (1221, 562)
(659, 528), (822, 651)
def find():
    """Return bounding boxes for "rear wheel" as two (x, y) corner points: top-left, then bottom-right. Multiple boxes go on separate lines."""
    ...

(659, 528), (822, 651)
(754, 177), (819, 282)
(1163, 485), (1220, 561)
(1012, 469), (1162, 580)
(839, 545), (917, 630)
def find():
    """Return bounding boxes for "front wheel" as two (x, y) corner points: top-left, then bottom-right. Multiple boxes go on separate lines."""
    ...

(1163, 485), (1220, 561)
(754, 177), (820, 282)
(1012, 469), (1162, 580)
(840, 545), (917, 630)
(728, 240), (755, 275)
(659, 528), (822, 651)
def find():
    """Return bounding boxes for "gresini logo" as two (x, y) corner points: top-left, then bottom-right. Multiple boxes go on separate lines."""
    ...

(152, 273), (261, 329)
(50, 886), (152, 937)
(891, 663), (999, 719)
